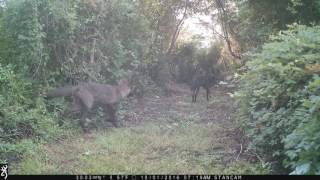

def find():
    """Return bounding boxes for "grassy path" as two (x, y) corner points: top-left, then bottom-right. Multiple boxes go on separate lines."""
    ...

(12, 84), (267, 174)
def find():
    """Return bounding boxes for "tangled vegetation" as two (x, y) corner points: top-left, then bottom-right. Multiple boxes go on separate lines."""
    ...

(0, 0), (152, 163)
(0, 0), (320, 175)
(237, 25), (320, 174)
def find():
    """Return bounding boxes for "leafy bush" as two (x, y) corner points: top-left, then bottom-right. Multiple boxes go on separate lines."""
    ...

(47, 0), (151, 83)
(284, 75), (320, 174)
(0, 139), (39, 164)
(236, 25), (320, 174)
(172, 42), (198, 83)
(3, 0), (47, 79)
(0, 0), (154, 164)
(0, 64), (63, 163)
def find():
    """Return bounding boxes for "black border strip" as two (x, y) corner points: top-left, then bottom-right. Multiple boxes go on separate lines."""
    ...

(5, 175), (319, 180)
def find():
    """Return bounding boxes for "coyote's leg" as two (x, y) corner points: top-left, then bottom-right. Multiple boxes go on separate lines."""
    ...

(194, 87), (200, 102)
(191, 88), (196, 103)
(59, 101), (82, 126)
(104, 103), (120, 127)
(79, 109), (89, 132)
(74, 88), (94, 132)
(206, 87), (210, 101)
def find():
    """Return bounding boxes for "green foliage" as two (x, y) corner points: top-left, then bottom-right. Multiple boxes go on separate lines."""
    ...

(65, 0), (151, 82)
(4, 0), (48, 79)
(0, 64), (32, 105)
(198, 42), (222, 75)
(0, 64), (64, 163)
(284, 75), (320, 175)
(172, 42), (198, 83)
(236, 25), (320, 174)
(234, 0), (320, 51)
(1, 0), (152, 83)
(0, 0), (155, 164)
(0, 139), (36, 164)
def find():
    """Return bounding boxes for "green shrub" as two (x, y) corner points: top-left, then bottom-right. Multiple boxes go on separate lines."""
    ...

(0, 0), (153, 164)
(236, 25), (320, 174)
(284, 75), (320, 174)
(0, 64), (63, 163)
(0, 139), (36, 164)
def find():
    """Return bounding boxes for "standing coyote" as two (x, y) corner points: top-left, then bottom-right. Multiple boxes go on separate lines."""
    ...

(190, 75), (216, 103)
(46, 79), (131, 131)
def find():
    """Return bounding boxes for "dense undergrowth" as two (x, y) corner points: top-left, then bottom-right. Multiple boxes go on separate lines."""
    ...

(237, 25), (320, 174)
(0, 0), (150, 164)
(1, 0), (320, 175)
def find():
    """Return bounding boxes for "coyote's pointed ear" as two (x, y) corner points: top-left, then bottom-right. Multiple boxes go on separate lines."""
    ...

(118, 78), (128, 86)
(118, 78), (131, 98)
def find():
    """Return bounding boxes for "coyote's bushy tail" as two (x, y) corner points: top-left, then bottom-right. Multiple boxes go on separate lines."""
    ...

(46, 86), (75, 98)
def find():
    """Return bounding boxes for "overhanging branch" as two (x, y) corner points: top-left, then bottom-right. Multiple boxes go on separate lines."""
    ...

(166, 0), (189, 55)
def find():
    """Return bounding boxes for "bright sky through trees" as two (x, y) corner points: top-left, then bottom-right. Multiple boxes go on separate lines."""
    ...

(181, 14), (219, 48)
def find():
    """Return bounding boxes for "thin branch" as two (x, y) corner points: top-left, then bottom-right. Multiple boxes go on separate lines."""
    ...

(166, 0), (188, 55)
(198, 19), (226, 39)
(90, 38), (96, 64)
(235, 143), (243, 161)
(215, 0), (241, 60)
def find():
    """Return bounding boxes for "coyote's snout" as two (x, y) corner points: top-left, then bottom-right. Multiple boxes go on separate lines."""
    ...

(47, 79), (131, 131)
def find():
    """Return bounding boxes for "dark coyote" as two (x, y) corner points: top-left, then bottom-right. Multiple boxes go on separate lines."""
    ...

(190, 75), (216, 103)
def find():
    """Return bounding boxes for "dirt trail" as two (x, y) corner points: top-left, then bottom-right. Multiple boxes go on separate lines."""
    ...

(126, 84), (234, 123)
(124, 83), (240, 161)
(12, 83), (263, 174)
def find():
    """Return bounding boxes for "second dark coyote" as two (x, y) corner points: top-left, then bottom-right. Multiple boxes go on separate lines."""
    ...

(190, 75), (216, 103)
